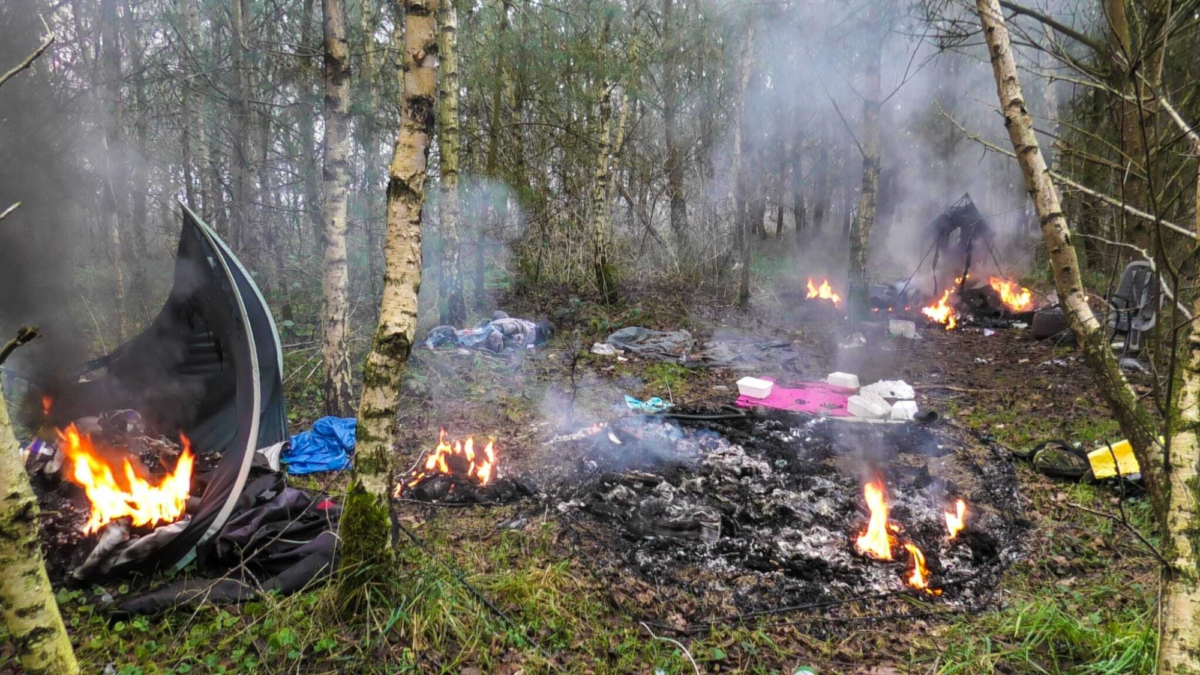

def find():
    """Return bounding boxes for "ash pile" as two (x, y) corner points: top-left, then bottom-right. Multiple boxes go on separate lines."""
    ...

(559, 410), (1026, 622)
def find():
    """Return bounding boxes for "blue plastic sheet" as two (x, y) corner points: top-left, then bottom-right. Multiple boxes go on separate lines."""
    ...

(282, 417), (356, 474)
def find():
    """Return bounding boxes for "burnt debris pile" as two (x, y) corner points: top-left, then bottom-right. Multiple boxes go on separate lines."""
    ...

(561, 410), (1026, 623)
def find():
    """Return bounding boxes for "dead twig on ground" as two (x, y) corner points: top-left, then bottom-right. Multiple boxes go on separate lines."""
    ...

(0, 203), (20, 222)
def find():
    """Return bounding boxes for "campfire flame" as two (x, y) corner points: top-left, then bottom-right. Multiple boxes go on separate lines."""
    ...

(988, 276), (1033, 312)
(59, 424), (194, 535)
(855, 478), (895, 560)
(805, 278), (842, 306)
(945, 499), (967, 540)
(904, 543), (941, 595)
(921, 290), (958, 330)
(397, 429), (498, 496)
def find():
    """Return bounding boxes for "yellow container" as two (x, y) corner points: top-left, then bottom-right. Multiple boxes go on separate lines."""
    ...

(1087, 439), (1142, 479)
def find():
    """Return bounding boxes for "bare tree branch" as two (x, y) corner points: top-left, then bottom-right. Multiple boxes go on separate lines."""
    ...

(0, 203), (20, 222)
(997, 0), (1107, 55)
(0, 34), (55, 90)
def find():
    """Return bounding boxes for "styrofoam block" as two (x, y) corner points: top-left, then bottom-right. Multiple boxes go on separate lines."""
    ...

(890, 400), (919, 421)
(888, 319), (918, 338)
(826, 372), (860, 390)
(737, 377), (774, 399)
(848, 393), (891, 419)
(861, 380), (915, 400)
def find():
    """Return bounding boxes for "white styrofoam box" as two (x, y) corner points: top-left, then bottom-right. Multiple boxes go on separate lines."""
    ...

(826, 372), (860, 390)
(848, 393), (891, 419)
(861, 380), (915, 400)
(890, 400), (919, 421)
(736, 376), (774, 399)
(888, 319), (918, 338)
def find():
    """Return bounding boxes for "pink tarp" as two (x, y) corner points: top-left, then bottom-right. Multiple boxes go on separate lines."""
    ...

(735, 380), (854, 416)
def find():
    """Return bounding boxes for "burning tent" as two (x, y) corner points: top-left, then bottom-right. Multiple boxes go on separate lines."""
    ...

(33, 204), (288, 575)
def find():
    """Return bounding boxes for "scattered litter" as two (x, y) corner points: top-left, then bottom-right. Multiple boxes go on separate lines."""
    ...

(736, 376), (774, 399)
(838, 332), (867, 350)
(848, 391), (891, 419)
(426, 315), (551, 353)
(974, 357), (990, 364)
(1039, 359), (1069, 367)
(624, 395), (673, 413)
(888, 319), (920, 339)
(282, 416), (355, 474)
(1012, 322), (1028, 329)
(1088, 439), (1144, 480)
(1119, 358), (1147, 374)
(983, 329), (995, 337)
(735, 382), (853, 416)
(890, 400), (919, 421)
(1018, 358), (1030, 364)
(860, 380), (914, 400)
(591, 342), (619, 356)
(826, 372), (860, 390)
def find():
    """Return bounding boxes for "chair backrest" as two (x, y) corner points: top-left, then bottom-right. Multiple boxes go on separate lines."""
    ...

(1110, 261), (1157, 328)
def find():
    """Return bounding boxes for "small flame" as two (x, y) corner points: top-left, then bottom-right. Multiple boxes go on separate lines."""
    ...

(904, 543), (941, 595)
(806, 278), (842, 306)
(988, 276), (1033, 312)
(921, 290), (958, 330)
(59, 424), (194, 534)
(945, 499), (967, 540)
(42, 395), (53, 418)
(396, 429), (498, 496)
(855, 478), (894, 560)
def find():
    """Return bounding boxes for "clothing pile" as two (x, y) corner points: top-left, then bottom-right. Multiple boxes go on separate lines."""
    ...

(426, 311), (552, 354)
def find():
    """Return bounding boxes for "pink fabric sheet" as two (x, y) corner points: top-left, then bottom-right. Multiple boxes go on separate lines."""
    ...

(735, 380), (854, 416)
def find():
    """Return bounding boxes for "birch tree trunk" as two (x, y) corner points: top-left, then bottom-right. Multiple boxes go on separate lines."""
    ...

(0, 328), (80, 675)
(342, 0), (438, 590)
(438, 0), (466, 326)
(319, 0), (355, 417)
(661, 0), (688, 255)
(590, 80), (618, 304)
(732, 21), (755, 307)
(973, 11), (1195, 667)
(847, 16), (882, 322)
(479, 0), (511, 310)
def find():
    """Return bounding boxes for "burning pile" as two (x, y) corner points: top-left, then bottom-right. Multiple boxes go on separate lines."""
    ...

(988, 276), (1033, 312)
(59, 424), (195, 534)
(806, 278), (842, 306)
(569, 412), (1022, 620)
(921, 289), (958, 330)
(853, 478), (967, 595)
(396, 429), (530, 503)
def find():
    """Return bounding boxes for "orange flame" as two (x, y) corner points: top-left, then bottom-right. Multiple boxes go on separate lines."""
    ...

(988, 276), (1033, 312)
(855, 478), (895, 560)
(396, 429), (498, 496)
(806, 278), (842, 306)
(921, 290), (958, 330)
(904, 543), (941, 595)
(945, 499), (967, 540)
(59, 424), (194, 534)
(42, 395), (53, 418)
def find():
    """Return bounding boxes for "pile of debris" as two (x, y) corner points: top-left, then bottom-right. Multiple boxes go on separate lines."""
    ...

(558, 411), (1025, 620)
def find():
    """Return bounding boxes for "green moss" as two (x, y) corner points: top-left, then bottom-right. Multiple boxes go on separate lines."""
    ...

(335, 480), (392, 616)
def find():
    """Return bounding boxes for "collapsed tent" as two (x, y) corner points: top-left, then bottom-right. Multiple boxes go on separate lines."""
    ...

(40, 204), (288, 574)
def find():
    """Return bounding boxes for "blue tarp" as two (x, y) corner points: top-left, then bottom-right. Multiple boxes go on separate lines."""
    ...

(282, 416), (355, 474)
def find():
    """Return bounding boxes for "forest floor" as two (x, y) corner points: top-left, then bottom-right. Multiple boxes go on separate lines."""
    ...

(6, 276), (1162, 675)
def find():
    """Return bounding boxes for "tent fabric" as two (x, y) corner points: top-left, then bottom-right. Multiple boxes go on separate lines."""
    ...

(282, 416), (355, 474)
(48, 204), (287, 573)
(116, 474), (340, 615)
